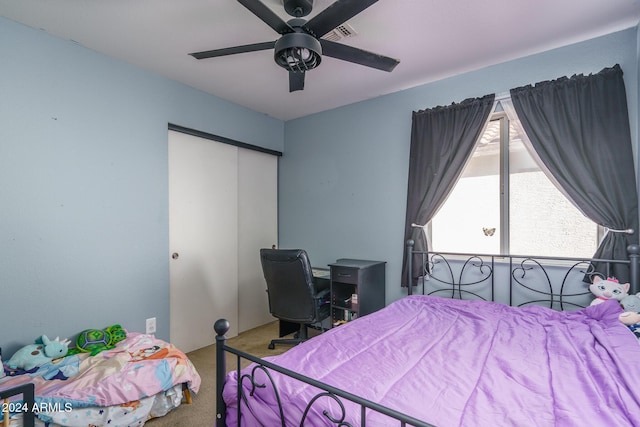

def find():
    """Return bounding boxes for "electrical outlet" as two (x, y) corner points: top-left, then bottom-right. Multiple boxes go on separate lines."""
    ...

(146, 317), (156, 334)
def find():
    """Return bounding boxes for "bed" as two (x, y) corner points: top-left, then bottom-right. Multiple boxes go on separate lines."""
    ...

(0, 331), (201, 427)
(215, 241), (640, 426)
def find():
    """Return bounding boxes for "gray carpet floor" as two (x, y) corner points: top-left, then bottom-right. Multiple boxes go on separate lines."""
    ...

(145, 321), (293, 427)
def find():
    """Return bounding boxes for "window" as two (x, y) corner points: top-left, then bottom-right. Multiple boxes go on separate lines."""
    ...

(430, 103), (599, 258)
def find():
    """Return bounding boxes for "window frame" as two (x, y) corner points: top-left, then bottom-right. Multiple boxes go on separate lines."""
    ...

(428, 109), (602, 256)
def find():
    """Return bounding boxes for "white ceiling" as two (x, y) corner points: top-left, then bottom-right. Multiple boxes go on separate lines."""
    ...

(2, 0), (639, 121)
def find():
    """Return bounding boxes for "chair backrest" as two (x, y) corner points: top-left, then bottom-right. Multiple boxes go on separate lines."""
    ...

(259, 248), (319, 324)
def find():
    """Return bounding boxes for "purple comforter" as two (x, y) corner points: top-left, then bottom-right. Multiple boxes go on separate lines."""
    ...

(223, 295), (640, 426)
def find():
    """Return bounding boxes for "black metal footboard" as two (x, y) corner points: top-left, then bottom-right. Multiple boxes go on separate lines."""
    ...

(214, 319), (433, 427)
(406, 239), (640, 310)
(0, 383), (35, 427)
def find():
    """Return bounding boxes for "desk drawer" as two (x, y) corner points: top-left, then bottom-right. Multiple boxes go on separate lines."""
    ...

(331, 266), (358, 284)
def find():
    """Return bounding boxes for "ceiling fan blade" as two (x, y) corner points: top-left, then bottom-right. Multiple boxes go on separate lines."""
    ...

(320, 39), (399, 72)
(305, 0), (379, 38)
(237, 0), (294, 34)
(189, 41), (275, 60)
(289, 71), (305, 92)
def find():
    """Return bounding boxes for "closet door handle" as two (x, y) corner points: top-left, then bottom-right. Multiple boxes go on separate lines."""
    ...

(172, 252), (179, 260)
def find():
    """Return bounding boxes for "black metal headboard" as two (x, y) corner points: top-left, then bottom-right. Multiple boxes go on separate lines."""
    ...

(406, 240), (640, 310)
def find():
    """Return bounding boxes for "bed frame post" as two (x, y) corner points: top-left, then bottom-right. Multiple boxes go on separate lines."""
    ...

(407, 239), (414, 295)
(214, 319), (230, 427)
(0, 383), (34, 427)
(628, 244), (640, 295)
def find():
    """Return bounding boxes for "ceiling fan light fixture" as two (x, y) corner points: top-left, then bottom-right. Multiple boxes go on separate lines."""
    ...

(190, 0), (400, 92)
(274, 32), (322, 72)
(283, 0), (314, 17)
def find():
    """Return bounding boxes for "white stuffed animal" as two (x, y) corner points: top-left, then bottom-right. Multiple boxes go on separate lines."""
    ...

(589, 276), (630, 306)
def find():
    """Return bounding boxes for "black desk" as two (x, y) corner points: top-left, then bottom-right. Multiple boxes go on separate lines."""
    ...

(311, 267), (330, 291)
(278, 267), (330, 337)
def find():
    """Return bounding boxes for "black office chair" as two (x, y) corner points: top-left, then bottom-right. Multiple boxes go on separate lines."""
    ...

(260, 248), (330, 349)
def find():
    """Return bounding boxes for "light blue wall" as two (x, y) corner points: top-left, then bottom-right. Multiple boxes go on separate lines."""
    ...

(280, 27), (640, 304)
(0, 17), (284, 355)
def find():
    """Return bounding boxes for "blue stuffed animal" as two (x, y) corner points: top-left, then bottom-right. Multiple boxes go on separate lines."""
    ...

(6, 335), (70, 371)
(619, 295), (640, 341)
(621, 294), (640, 313)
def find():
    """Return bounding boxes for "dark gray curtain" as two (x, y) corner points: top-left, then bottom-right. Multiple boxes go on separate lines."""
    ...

(401, 94), (495, 286)
(510, 64), (638, 284)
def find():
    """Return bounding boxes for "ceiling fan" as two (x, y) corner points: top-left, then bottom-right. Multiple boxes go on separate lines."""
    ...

(189, 0), (400, 92)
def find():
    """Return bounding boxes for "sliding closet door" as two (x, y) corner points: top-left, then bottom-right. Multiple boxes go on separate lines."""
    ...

(169, 129), (278, 352)
(168, 130), (239, 353)
(238, 149), (278, 332)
